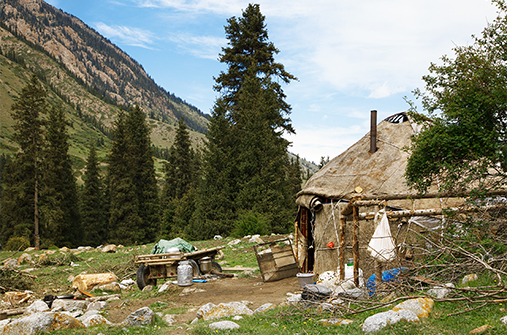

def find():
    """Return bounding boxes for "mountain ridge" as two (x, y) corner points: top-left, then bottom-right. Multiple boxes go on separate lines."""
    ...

(0, 0), (209, 133)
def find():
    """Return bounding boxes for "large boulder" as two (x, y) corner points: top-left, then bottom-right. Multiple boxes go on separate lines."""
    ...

(120, 307), (154, 326)
(362, 310), (419, 333)
(197, 302), (253, 321)
(209, 320), (240, 330)
(1, 312), (84, 334)
(392, 297), (434, 318)
(51, 299), (89, 312)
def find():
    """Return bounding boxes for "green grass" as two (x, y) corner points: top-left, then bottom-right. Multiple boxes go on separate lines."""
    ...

(3, 236), (507, 335)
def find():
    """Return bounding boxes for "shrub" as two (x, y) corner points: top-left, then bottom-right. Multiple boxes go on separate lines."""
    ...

(4, 236), (30, 251)
(231, 211), (268, 238)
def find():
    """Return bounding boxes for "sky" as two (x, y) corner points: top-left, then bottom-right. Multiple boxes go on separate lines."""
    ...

(45, 0), (499, 164)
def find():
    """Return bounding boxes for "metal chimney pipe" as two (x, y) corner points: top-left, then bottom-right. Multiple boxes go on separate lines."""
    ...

(370, 110), (377, 153)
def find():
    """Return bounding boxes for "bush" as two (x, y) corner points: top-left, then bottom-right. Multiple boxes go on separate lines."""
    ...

(4, 236), (30, 251)
(231, 211), (268, 238)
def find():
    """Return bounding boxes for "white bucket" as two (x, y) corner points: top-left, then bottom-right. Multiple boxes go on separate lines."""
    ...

(296, 273), (314, 289)
(177, 261), (193, 287)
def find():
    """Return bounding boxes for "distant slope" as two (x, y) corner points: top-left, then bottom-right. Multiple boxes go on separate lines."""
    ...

(0, 0), (208, 133)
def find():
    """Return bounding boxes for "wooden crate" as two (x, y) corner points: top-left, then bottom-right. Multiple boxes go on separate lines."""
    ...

(254, 238), (299, 282)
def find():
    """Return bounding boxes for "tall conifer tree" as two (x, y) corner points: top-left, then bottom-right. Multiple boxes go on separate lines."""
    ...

(107, 106), (159, 245)
(40, 104), (81, 247)
(195, 4), (297, 238)
(2, 75), (48, 248)
(160, 118), (197, 238)
(81, 143), (106, 246)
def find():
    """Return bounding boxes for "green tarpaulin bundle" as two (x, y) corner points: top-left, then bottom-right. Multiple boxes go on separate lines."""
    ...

(150, 238), (196, 254)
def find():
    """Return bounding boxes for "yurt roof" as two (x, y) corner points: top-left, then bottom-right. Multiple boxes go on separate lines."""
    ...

(297, 113), (418, 202)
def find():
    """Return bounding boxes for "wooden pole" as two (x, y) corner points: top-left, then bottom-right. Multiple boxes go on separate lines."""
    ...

(353, 205), (359, 287)
(358, 203), (507, 220)
(294, 221), (299, 265)
(339, 217), (346, 280)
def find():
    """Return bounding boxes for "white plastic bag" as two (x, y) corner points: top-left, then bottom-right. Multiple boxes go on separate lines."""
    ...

(367, 212), (397, 262)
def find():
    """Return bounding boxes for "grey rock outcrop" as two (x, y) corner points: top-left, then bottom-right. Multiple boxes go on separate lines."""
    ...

(362, 309), (419, 333)
(119, 307), (154, 326)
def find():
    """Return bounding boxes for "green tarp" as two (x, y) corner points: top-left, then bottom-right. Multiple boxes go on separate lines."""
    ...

(150, 238), (196, 255)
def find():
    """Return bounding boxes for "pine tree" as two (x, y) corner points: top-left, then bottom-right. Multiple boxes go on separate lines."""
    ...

(3, 75), (48, 248)
(107, 106), (159, 245)
(107, 111), (142, 245)
(194, 4), (296, 238)
(40, 104), (81, 248)
(81, 143), (106, 246)
(160, 118), (197, 238)
(125, 105), (159, 243)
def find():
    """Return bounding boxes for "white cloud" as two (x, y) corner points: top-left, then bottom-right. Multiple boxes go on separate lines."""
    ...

(166, 33), (226, 60)
(94, 22), (156, 49)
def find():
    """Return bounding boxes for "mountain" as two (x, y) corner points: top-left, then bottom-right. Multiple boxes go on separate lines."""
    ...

(0, 0), (208, 168)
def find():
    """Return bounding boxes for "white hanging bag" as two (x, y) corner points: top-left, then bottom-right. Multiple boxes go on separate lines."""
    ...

(367, 212), (397, 262)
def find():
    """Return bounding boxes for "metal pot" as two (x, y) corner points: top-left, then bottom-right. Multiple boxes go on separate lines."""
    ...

(199, 257), (212, 273)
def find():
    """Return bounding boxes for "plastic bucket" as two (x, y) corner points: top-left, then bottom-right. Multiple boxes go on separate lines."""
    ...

(296, 273), (314, 289)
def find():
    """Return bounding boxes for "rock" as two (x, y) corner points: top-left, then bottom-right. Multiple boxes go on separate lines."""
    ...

(501, 315), (507, 324)
(253, 303), (275, 314)
(87, 301), (107, 311)
(51, 299), (89, 312)
(72, 273), (118, 291)
(362, 310), (419, 333)
(228, 239), (241, 246)
(162, 314), (177, 325)
(319, 318), (353, 326)
(17, 253), (32, 265)
(343, 287), (368, 299)
(180, 287), (205, 296)
(121, 279), (135, 286)
(197, 302), (253, 321)
(120, 307), (154, 326)
(2, 312), (85, 333)
(25, 247), (37, 252)
(392, 297), (434, 318)
(80, 313), (112, 327)
(232, 315), (243, 320)
(25, 300), (51, 314)
(60, 247), (71, 252)
(102, 244), (117, 253)
(427, 283), (454, 299)
(158, 282), (171, 293)
(462, 274), (478, 285)
(3, 258), (18, 268)
(209, 320), (240, 330)
(469, 325), (492, 334)
(95, 282), (121, 292)
(142, 285), (154, 292)
(249, 235), (264, 244)
(214, 235), (223, 240)
(281, 293), (301, 306)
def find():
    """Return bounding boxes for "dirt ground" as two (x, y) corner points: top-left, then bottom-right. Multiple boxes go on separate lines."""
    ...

(106, 275), (301, 330)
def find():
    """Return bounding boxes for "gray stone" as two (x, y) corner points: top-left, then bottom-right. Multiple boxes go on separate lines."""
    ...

(209, 320), (240, 330)
(362, 310), (419, 333)
(81, 314), (112, 327)
(52, 299), (89, 312)
(87, 301), (107, 311)
(253, 303), (275, 314)
(343, 287), (368, 299)
(232, 315), (243, 320)
(1, 312), (84, 334)
(120, 307), (154, 326)
(501, 315), (507, 324)
(197, 302), (253, 320)
(158, 282), (171, 293)
(162, 314), (177, 325)
(427, 283), (454, 299)
(25, 300), (50, 315)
